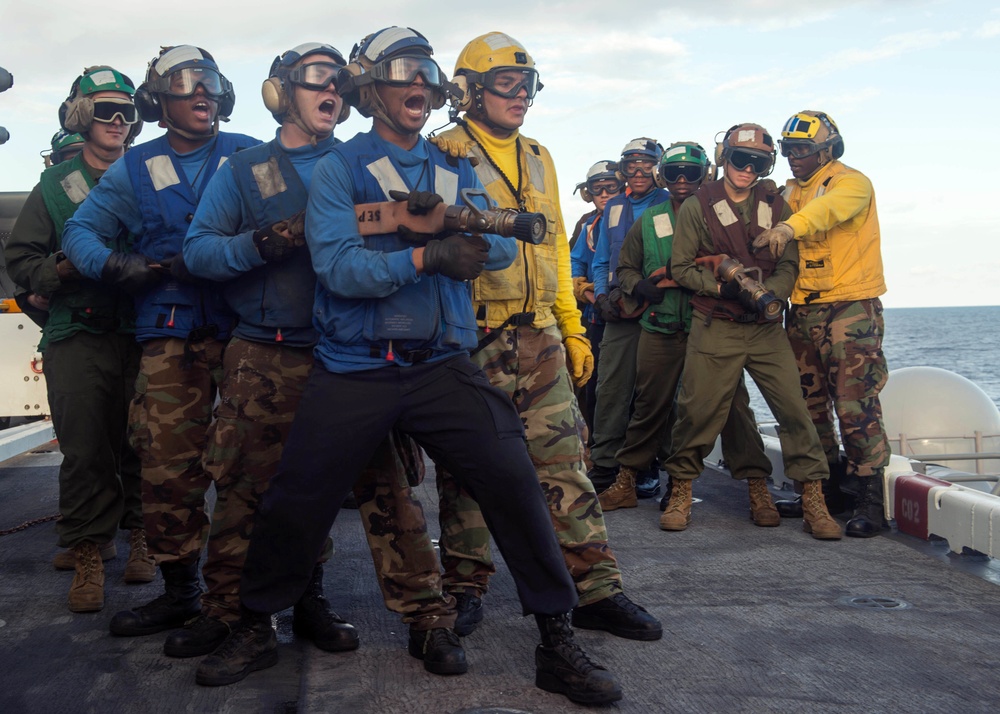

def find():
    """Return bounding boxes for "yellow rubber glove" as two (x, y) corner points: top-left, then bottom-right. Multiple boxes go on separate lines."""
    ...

(564, 334), (594, 388)
(752, 221), (795, 259)
(572, 276), (594, 303)
(428, 133), (475, 159)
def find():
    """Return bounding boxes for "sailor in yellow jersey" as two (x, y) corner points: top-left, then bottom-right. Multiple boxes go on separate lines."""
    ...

(430, 31), (662, 644)
(755, 111), (890, 538)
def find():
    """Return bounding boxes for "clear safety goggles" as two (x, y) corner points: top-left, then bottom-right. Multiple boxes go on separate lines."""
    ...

(660, 164), (705, 184)
(727, 149), (772, 174)
(778, 140), (823, 158)
(147, 67), (230, 98)
(287, 62), (343, 91)
(91, 98), (139, 125)
(621, 158), (657, 178)
(369, 56), (444, 87)
(481, 68), (541, 99)
(586, 178), (622, 197)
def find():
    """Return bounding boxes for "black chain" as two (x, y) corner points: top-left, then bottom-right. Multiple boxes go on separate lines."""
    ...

(0, 513), (60, 536)
(462, 124), (526, 211)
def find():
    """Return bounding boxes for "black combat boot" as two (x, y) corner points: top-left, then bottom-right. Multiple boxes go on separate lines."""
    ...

(846, 472), (886, 538)
(163, 613), (230, 658)
(572, 592), (663, 641)
(109, 560), (202, 636)
(407, 626), (468, 675)
(586, 464), (617, 494)
(453, 591), (485, 637)
(292, 564), (359, 652)
(195, 608), (277, 687)
(535, 613), (622, 705)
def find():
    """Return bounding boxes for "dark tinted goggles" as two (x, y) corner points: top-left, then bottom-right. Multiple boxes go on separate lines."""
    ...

(483, 68), (541, 99)
(660, 164), (705, 184)
(779, 140), (822, 158)
(149, 67), (229, 98)
(728, 149), (771, 174)
(92, 99), (139, 125)
(370, 56), (443, 87)
(287, 62), (342, 91)
(586, 178), (622, 196)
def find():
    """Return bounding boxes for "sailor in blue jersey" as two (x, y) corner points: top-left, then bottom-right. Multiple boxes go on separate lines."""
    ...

(137, 43), (371, 669)
(198, 27), (623, 706)
(61, 45), (261, 641)
(588, 138), (668, 495)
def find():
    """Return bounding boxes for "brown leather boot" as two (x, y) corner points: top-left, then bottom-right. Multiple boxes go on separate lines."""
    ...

(659, 478), (693, 531)
(68, 541), (105, 613)
(124, 528), (156, 584)
(801, 480), (843, 540)
(598, 466), (638, 511)
(53, 540), (116, 570)
(747, 478), (780, 527)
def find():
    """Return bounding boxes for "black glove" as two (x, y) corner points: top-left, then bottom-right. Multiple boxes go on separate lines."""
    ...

(54, 251), (81, 283)
(634, 277), (666, 303)
(162, 253), (198, 284)
(388, 189), (444, 215)
(423, 233), (489, 281)
(253, 224), (299, 263)
(595, 293), (621, 323)
(101, 252), (162, 294)
(719, 278), (741, 300)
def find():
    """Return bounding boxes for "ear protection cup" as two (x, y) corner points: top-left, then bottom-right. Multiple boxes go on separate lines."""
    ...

(337, 104), (350, 124)
(579, 187), (593, 203)
(217, 89), (236, 120)
(338, 62), (375, 116)
(134, 85), (162, 122)
(60, 97), (94, 133)
(261, 76), (288, 116)
(451, 74), (473, 112)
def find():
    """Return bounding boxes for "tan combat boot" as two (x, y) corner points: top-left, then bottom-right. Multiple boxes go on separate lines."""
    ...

(53, 540), (116, 570)
(659, 478), (693, 531)
(68, 541), (105, 613)
(124, 528), (156, 584)
(598, 466), (638, 511)
(747, 478), (780, 527)
(801, 480), (843, 540)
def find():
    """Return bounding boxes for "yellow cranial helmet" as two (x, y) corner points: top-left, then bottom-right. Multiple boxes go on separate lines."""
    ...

(779, 110), (844, 163)
(451, 32), (542, 115)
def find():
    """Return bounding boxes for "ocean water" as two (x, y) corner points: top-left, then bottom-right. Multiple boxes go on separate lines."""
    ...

(745, 305), (1000, 423)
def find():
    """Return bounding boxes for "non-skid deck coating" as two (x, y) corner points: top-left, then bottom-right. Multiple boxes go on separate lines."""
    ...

(2, 442), (999, 713)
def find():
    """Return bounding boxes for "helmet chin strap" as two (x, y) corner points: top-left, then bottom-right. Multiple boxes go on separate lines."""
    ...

(467, 86), (528, 137)
(286, 95), (323, 147)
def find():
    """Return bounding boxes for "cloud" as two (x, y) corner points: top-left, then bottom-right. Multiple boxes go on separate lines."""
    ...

(975, 21), (1000, 38)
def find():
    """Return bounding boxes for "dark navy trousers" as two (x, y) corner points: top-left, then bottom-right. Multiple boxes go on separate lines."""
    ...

(240, 354), (577, 617)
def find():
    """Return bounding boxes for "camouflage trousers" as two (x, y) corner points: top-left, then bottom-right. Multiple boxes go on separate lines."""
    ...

(203, 338), (453, 628)
(786, 298), (891, 477)
(436, 325), (622, 607)
(129, 337), (224, 566)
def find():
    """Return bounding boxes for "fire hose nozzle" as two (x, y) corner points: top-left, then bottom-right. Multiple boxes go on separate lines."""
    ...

(717, 257), (784, 321)
(442, 188), (546, 244)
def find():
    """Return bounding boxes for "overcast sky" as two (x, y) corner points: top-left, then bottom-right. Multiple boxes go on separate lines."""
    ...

(1, 0), (997, 308)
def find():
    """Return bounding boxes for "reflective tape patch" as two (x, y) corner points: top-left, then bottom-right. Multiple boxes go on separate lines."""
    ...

(251, 157), (287, 201)
(608, 204), (623, 228)
(737, 130), (757, 143)
(60, 170), (90, 204)
(433, 166), (458, 205)
(712, 200), (738, 227)
(757, 202), (773, 229)
(366, 157), (407, 198)
(145, 155), (180, 191)
(483, 33), (525, 52)
(653, 212), (673, 238)
(87, 70), (117, 88)
(525, 152), (546, 193)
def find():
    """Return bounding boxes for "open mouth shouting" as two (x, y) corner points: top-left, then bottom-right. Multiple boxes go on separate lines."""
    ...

(318, 98), (338, 120)
(403, 93), (428, 119)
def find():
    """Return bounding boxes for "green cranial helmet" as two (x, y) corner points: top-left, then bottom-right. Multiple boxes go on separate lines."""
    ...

(654, 141), (713, 188)
(59, 65), (141, 144)
(43, 129), (85, 167)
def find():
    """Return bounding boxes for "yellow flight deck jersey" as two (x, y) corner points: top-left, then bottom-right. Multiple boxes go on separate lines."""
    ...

(430, 122), (585, 339)
(783, 160), (886, 305)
